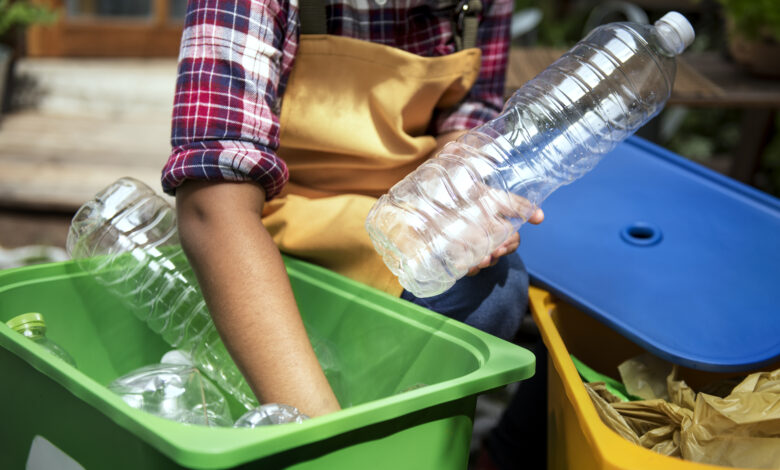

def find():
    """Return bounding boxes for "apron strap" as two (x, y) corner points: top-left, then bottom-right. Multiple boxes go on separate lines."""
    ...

(299, 0), (328, 34)
(454, 0), (483, 51)
(297, 0), (482, 50)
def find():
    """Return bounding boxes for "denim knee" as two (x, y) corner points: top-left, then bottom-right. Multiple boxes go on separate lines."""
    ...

(401, 253), (530, 341)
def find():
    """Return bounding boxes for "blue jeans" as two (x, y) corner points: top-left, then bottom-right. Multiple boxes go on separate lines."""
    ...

(401, 252), (546, 470)
(400, 252), (530, 342)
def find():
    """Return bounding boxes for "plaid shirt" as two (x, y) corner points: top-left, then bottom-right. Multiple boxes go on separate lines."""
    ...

(162, 0), (513, 198)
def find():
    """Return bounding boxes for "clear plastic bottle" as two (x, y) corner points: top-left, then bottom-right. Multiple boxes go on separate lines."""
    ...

(66, 177), (258, 410)
(108, 363), (234, 427)
(366, 12), (695, 297)
(6, 312), (77, 367)
(233, 403), (309, 428)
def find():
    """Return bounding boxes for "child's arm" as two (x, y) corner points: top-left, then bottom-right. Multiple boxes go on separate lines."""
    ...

(175, 180), (341, 417)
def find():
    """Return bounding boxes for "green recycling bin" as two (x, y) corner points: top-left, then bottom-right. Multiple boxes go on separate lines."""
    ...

(0, 256), (534, 469)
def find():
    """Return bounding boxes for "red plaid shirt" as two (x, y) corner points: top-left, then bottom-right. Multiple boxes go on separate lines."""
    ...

(162, 0), (513, 198)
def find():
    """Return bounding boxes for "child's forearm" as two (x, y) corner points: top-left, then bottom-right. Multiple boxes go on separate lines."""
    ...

(175, 181), (341, 417)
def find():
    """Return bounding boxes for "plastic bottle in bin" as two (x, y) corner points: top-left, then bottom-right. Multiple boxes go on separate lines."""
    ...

(234, 403), (310, 428)
(6, 312), (77, 367)
(108, 363), (234, 427)
(366, 12), (695, 298)
(65, 177), (258, 410)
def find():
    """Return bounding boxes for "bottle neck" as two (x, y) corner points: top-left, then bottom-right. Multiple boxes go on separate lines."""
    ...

(13, 325), (46, 339)
(654, 20), (686, 56)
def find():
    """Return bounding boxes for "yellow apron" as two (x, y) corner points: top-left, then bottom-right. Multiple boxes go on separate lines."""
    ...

(263, 34), (481, 295)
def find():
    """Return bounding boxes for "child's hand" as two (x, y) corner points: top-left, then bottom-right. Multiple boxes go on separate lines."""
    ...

(466, 208), (544, 276)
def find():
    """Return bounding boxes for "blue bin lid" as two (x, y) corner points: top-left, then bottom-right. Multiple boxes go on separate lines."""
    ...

(517, 137), (780, 372)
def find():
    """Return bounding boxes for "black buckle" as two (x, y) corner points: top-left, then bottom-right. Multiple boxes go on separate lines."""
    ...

(454, 0), (476, 36)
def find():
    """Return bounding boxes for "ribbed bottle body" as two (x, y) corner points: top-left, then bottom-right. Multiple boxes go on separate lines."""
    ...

(367, 20), (683, 298)
(499, 22), (676, 187)
(67, 178), (258, 410)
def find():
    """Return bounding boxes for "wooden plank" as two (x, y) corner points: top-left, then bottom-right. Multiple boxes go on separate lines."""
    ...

(0, 111), (173, 211)
(0, 112), (170, 166)
(671, 58), (726, 104)
(680, 52), (780, 108)
(0, 158), (169, 211)
(505, 48), (563, 96)
(25, 0), (184, 58)
(27, 22), (184, 57)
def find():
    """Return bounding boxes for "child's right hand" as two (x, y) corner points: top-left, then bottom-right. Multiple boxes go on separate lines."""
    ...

(466, 208), (544, 276)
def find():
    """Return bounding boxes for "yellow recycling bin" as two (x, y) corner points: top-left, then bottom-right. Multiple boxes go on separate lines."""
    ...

(529, 286), (780, 470)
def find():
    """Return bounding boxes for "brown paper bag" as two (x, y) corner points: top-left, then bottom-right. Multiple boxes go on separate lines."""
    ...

(680, 369), (780, 468)
(584, 363), (780, 468)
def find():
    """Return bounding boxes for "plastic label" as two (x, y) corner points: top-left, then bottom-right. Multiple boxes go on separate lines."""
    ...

(26, 435), (85, 470)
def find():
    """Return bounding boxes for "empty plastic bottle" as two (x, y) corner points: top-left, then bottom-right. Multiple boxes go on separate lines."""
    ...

(108, 363), (233, 427)
(66, 177), (258, 410)
(366, 12), (695, 297)
(6, 312), (77, 367)
(234, 403), (309, 428)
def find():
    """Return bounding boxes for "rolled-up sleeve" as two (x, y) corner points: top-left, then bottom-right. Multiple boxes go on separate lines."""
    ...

(434, 0), (512, 133)
(162, 0), (298, 200)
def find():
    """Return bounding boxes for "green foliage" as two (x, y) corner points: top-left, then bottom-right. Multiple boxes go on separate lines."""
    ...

(663, 108), (741, 162)
(717, 0), (780, 42)
(661, 108), (780, 198)
(0, 0), (57, 38)
(513, 0), (590, 47)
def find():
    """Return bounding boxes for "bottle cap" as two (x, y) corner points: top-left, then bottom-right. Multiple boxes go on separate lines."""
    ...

(657, 11), (695, 50)
(6, 312), (46, 332)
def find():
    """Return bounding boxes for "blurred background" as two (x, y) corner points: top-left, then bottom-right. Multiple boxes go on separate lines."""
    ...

(0, 0), (778, 264)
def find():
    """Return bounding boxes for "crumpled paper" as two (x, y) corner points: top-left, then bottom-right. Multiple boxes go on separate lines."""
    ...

(617, 352), (674, 401)
(585, 356), (780, 468)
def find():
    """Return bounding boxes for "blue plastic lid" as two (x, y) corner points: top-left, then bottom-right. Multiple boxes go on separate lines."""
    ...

(517, 137), (780, 372)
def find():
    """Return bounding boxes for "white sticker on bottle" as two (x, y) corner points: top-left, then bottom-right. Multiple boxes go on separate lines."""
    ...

(26, 435), (85, 470)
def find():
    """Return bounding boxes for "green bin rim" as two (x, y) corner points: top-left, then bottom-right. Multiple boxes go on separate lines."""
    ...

(0, 257), (535, 469)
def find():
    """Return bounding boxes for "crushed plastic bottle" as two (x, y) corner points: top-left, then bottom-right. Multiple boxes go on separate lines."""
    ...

(6, 312), (77, 367)
(108, 363), (233, 427)
(233, 403), (309, 428)
(366, 12), (695, 297)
